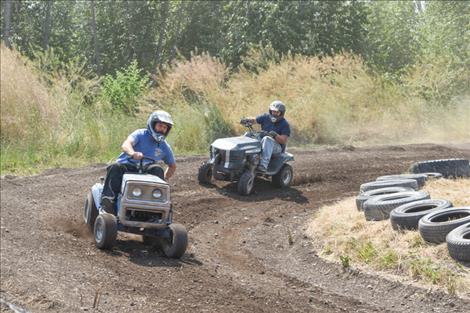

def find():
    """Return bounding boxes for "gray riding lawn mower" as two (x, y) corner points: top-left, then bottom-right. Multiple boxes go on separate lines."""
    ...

(84, 157), (188, 258)
(198, 120), (294, 195)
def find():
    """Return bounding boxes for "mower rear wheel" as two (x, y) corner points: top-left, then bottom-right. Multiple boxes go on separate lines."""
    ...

(94, 213), (117, 249)
(272, 164), (293, 188)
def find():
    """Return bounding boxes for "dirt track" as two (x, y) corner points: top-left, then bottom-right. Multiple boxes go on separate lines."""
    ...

(1, 143), (470, 313)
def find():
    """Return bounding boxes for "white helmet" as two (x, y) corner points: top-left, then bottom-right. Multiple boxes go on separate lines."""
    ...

(147, 110), (174, 142)
(268, 100), (286, 122)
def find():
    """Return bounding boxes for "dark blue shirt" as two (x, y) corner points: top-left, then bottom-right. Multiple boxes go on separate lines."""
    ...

(256, 113), (291, 152)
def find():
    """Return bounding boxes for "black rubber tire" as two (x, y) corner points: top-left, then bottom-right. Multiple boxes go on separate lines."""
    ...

(272, 164), (293, 188)
(446, 222), (470, 262)
(419, 207), (470, 244)
(198, 162), (213, 185)
(84, 191), (98, 231)
(162, 223), (188, 259)
(390, 199), (453, 231)
(94, 213), (117, 249)
(359, 179), (418, 193)
(410, 158), (470, 178)
(376, 174), (427, 188)
(355, 187), (414, 211)
(363, 191), (430, 221)
(238, 171), (255, 195)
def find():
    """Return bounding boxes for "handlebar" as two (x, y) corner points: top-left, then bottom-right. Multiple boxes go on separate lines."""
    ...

(240, 119), (254, 131)
(127, 155), (159, 174)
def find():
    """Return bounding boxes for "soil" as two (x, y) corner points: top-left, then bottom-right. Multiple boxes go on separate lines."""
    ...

(1, 143), (470, 313)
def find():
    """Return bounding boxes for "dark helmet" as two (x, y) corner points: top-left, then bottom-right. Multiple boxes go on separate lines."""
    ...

(147, 110), (174, 142)
(268, 100), (286, 123)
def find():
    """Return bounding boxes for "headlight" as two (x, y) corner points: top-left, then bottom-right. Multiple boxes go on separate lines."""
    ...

(132, 188), (142, 197)
(152, 189), (162, 198)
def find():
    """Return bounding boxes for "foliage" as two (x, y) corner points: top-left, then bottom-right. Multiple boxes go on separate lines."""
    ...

(1, 0), (468, 88)
(364, 1), (421, 74)
(100, 60), (149, 114)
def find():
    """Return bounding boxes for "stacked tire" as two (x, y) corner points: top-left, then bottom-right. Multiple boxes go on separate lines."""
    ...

(356, 187), (413, 211)
(363, 191), (430, 221)
(389, 199), (452, 230)
(410, 158), (470, 178)
(446, 222), (470, 262)
(418, 207), (470, 244)
(355, 167), (469, 263)
(358, 176), (425, 221)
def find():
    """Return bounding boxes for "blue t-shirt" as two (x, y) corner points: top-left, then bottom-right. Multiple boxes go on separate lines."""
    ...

(116, 129), (175, 166)
(256, 113), (291, 152)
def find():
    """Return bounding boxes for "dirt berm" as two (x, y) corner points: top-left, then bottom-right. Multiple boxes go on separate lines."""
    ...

(1, 143), (469, 313)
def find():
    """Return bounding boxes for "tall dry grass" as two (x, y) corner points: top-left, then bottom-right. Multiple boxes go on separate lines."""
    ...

(307, 179), (470, 295)
(0, 45), (60, 142)
(150, 51), (470, 148)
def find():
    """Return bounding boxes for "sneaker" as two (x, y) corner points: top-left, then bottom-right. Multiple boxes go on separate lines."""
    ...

(101, 197), (115, 215)
(256, 165), (267, 173)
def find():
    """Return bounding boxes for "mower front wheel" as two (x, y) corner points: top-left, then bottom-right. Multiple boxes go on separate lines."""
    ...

(238, 172), (255, 195)
(198, 162), (213, 185)
(162, 223), (188, 259)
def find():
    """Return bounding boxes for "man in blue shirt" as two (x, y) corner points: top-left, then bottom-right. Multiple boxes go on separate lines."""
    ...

(101, 110), (176, 214)
(243, 100), (291, 172)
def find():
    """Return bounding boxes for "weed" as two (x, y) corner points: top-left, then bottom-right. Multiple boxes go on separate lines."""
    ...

(287, 230), (294, 246)
(323, 245), (333, 255)
(357, 241), (377, 264)
(408, 234), (425, 249)
(340, 255), (351, 269)
(379, 250), (399, 270)
(100, 60), (148, 115)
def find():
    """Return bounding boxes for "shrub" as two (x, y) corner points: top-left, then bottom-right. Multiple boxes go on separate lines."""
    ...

(100, 60), (149, 115)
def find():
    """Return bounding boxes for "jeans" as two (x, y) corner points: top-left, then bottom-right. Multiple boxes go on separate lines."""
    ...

(260, 136), (282, 168)
(101, 162), (164, 203)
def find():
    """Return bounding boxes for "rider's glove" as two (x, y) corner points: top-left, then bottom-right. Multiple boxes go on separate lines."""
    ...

(268, 130), (279, 138)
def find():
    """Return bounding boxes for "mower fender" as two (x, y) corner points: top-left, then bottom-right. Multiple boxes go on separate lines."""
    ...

(91, 183), (104, 210)
(267, 153), (294, 175)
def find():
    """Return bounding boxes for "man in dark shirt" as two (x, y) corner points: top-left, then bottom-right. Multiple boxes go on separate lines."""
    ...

(242, 100), (291, 172)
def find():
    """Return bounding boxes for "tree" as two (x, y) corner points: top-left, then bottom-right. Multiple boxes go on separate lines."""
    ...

(152, 0), (169, 74)
(90, 0), (100, 74)
(2, 0), (12, 48)
(364, 1), (421, 74)
(42, 0), (52, 50)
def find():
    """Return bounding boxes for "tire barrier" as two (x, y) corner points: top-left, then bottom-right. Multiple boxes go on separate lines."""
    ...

(356, 187), (414, 211)
(446, 222), (470, 262)
(390, 199), (453, 231)
(363, 191), (430, 221)
(418, 207), (470, 243)
(376, 174), (427, 188)
(359, 179), (418, 193)
(410, 158), (470, 178)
